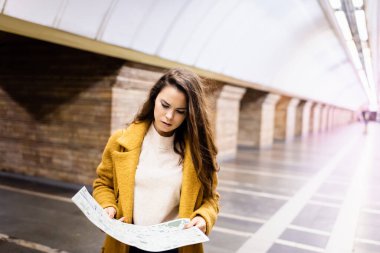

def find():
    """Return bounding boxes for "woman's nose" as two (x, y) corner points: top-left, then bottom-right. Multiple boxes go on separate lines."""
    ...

(165, 110), (174, 120)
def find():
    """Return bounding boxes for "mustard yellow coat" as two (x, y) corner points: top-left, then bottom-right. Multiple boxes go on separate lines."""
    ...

(93, 121), (219, 253)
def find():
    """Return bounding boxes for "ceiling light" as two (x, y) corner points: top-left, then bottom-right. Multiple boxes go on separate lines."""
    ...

(329, 0), (342, 9)
(346, 40), (362, 69)
(352, 0), (364, 8)
(362, 47), (373, 78)
(358, 70), (369, 88)
(355, 10), (368, 41)
(334, 11), (352, 40)
(363, 48), (376, 93)
(357, 70), (375, 104)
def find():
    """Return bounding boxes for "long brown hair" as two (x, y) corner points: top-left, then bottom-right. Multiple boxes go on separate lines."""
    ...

(133, 68), (218, 199)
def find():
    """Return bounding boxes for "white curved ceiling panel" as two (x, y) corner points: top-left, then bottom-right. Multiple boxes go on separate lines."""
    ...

(3, 0), (62, 26)
(1, 0), (369, 110)
(57, 0), (113, 38)
(176, 0), (241, 66)
(221, 7), (279, 84)
(100, 0), (155, 47)
(195, 1), (267, 74)
(127, 0), (188, 55)
(220, 1), (320, 86)
(268, 28), (354, 99)
(157, 0), (219, 61)
(335, 84), (367, 109)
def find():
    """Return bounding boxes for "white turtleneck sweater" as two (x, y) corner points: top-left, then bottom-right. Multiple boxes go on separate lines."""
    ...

(133, 124), (183, 225)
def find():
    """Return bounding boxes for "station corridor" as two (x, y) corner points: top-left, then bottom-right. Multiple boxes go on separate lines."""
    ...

(0, 122), (379, 253)
(1, 1), (380, 252)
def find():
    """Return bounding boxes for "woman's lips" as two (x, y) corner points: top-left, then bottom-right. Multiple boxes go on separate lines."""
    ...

(162, 121), (172, 127)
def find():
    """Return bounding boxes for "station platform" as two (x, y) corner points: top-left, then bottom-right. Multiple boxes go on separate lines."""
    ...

(0, 123), (379, 253)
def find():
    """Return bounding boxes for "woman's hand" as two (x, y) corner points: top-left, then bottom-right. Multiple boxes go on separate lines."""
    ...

(184, 216), (206, 233)
(103, 207), (125, 222)
(104, 207), (117, 218)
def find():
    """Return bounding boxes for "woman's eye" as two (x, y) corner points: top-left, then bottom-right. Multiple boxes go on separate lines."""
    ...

(162, 103), (169, 108)
(177, 110), (186, 115)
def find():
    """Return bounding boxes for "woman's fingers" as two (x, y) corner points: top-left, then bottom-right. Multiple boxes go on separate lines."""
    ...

(104, 207), (117, 218)
(103, 207), (125, 222)
(184, 216), (206, 233)
(183, 219), (196, 229)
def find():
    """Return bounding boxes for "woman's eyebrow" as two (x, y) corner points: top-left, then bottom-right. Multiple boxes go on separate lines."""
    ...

(161, 99), (187, 110)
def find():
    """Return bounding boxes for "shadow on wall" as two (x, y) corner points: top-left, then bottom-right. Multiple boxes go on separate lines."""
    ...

(0, 32), (126, 184)
(0, 32), (124, 122)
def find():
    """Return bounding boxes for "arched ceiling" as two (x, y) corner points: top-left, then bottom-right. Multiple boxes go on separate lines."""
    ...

(1, 0), (375, 110)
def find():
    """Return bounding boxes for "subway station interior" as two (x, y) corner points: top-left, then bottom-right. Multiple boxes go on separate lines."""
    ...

(0, 0), (380, 252)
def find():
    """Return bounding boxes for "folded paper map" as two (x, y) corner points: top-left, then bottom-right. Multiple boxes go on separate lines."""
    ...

(72, 187), (209, 252)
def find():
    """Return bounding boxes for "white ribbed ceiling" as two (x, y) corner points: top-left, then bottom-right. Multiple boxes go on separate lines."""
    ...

(0, 0), (372, 110)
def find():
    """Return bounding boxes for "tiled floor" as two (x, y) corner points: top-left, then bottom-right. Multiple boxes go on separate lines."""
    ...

(0, 123), (379, 253)
(206, 123), (380, 253)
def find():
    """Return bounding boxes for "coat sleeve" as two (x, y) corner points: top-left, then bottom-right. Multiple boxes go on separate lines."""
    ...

(190, 171), (220, 235)
(92, 129), (123, 214)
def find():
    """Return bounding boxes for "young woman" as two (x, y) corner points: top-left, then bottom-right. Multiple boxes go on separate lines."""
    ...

(93, 68), (220, 253)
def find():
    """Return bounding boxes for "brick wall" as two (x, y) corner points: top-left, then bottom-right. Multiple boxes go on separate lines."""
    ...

(0, 32), (264, 184)
(238, 89), (267, 147)
(295, 101), (305, 136)
(213, 85), (245, 160)
(0, 33), (124, 184)
(110, 63), (164, 133)
(274, 97), (289, 140)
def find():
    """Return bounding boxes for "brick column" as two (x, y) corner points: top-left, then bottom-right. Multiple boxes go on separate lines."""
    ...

(335, 108), (341, 127)
(351, 111), (357, 123)
(325, 107), (330, 130)
(334, 108), (340, 127)
(274, 97), (289, 141)
(343, 110), (350, 125)
(335, 108), (342, 127)
(239, 91), (280, 149)
(333, 108), (339, 128)
(274, 97), (300, 142)
(111, 65), (162, 133)
(341, 109), (347, 125)
(309, 104), (315, 134)
(327, 106), (334, 131)
(302, 101), (313, 137)
(319, 105), (329, 132)
(327, 107), (334, 130)
(286, 98), (301, 142)
(347, 110), (355, 124)
(295, 101), (306, 137)
(324, 106), (331, 130)
(340, 109), (349, 126)
(213, 85), (246, 161)
(312, 104), (322, 134)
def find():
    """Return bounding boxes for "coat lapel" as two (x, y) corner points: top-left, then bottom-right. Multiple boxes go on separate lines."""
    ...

(179, 140), (201, 218)
(113, 122), (150, 222)
(112, 121), (201, 221)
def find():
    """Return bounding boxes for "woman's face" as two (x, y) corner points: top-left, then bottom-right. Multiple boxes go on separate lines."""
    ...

(153, 85), (187, 137)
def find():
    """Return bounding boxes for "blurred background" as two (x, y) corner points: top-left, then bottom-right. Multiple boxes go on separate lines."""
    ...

(0, 0), (379, 252)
